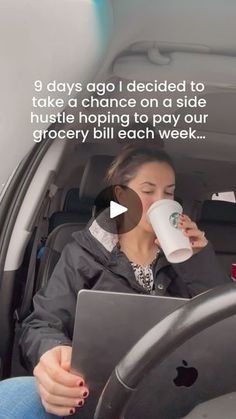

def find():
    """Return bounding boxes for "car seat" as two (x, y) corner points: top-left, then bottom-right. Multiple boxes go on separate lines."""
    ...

(48, 188), (90, 234)
(198, 200), (236, 276)
(36, 154), (114, 290)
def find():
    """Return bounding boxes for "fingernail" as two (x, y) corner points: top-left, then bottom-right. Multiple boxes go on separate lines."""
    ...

(77, 379), (84, 387)
(70, 408), (75, 415)
(83, 390), (89, 398)
(77, 399), (84, 407)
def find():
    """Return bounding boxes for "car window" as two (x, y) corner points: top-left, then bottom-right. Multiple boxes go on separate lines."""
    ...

(212, 191), (236, 203)
(0, 163), (21, 203)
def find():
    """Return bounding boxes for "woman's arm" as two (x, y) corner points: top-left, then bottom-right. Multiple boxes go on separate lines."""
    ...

(19, 240), (84, 371)
(172, 241), (230, 297)
(19, 240), (90, 416)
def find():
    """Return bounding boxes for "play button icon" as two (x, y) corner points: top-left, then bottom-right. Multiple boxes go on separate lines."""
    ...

(110, 201), (128, 219)
(94, 185), (143, 234)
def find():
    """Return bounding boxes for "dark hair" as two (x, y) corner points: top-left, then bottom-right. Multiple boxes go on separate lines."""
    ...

(106, 145), (175, 186)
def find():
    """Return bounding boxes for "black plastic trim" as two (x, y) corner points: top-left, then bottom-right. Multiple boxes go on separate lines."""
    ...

(0, 140), (51, 282)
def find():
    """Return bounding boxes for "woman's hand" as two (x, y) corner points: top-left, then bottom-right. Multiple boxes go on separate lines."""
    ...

(179, 214), (208, 254)
(33, 345), (89, 416)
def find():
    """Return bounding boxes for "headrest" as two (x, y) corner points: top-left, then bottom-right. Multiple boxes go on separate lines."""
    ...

(63, 188), (90, 214)
(63, 188), (80, 212)
(79, 155), (114, 202)
(200, 200), (236, 224)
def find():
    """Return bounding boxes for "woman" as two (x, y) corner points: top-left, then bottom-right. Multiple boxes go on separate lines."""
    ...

(0, 145), (230, 418)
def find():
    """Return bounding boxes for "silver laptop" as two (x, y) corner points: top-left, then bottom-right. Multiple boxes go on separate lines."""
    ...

(71, 290), (236, 419)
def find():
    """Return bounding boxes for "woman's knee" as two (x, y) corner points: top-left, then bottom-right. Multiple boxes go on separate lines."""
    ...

(0, 376), (59, 419)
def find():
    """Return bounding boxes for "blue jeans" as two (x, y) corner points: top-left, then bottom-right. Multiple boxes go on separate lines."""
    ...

(0, 376), (60, 419)
(1, 376), (235, 419)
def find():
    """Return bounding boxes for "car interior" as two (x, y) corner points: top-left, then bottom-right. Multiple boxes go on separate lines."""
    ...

(0, 0), (236, 417)
(3, 137), (236, 380)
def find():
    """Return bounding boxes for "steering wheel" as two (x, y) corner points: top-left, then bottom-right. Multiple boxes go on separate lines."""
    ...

(94, 282), (236, 419)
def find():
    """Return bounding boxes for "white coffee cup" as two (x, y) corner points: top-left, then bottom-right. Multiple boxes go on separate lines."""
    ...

(147, 199), (193, 263)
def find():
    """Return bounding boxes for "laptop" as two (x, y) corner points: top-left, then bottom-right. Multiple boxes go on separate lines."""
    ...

(71, 290), (236, 419)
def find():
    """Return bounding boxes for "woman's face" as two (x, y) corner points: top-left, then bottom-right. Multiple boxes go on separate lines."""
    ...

(127, 161), (176, 234)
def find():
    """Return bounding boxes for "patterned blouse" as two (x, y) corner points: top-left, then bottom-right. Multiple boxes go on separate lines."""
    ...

(89, 221), (160, 294)
(130, 251), (160, 294)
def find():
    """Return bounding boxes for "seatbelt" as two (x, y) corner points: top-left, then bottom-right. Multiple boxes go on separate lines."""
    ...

(15, 193), (51, 322)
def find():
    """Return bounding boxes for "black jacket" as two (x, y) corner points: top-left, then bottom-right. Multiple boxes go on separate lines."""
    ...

(19, 219), (230, 371)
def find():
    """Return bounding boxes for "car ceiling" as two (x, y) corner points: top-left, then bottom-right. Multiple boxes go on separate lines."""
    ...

(61, 0), (236, 192)
(105, 0), (236, 55)
(94, 0), (236, 164)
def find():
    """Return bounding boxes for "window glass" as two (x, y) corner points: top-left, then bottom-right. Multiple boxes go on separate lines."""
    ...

(0, 164), (20, 203)
(212, 191), (236, 203)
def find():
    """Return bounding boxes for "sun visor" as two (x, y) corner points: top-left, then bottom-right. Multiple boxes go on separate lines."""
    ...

(112, 52), (236, 87)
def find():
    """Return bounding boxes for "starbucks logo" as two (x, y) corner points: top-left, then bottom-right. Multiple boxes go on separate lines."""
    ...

(169, 212), (181, 229)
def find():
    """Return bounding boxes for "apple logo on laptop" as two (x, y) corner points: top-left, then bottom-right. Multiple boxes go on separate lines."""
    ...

(173, 360), (198, 387)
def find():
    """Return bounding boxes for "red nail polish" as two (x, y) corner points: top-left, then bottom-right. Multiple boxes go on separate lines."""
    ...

(78, 400), (84, 407)
(70, 408), (75, 415)
(83, 390), (89, 398)
(77, 379), (84, 387)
